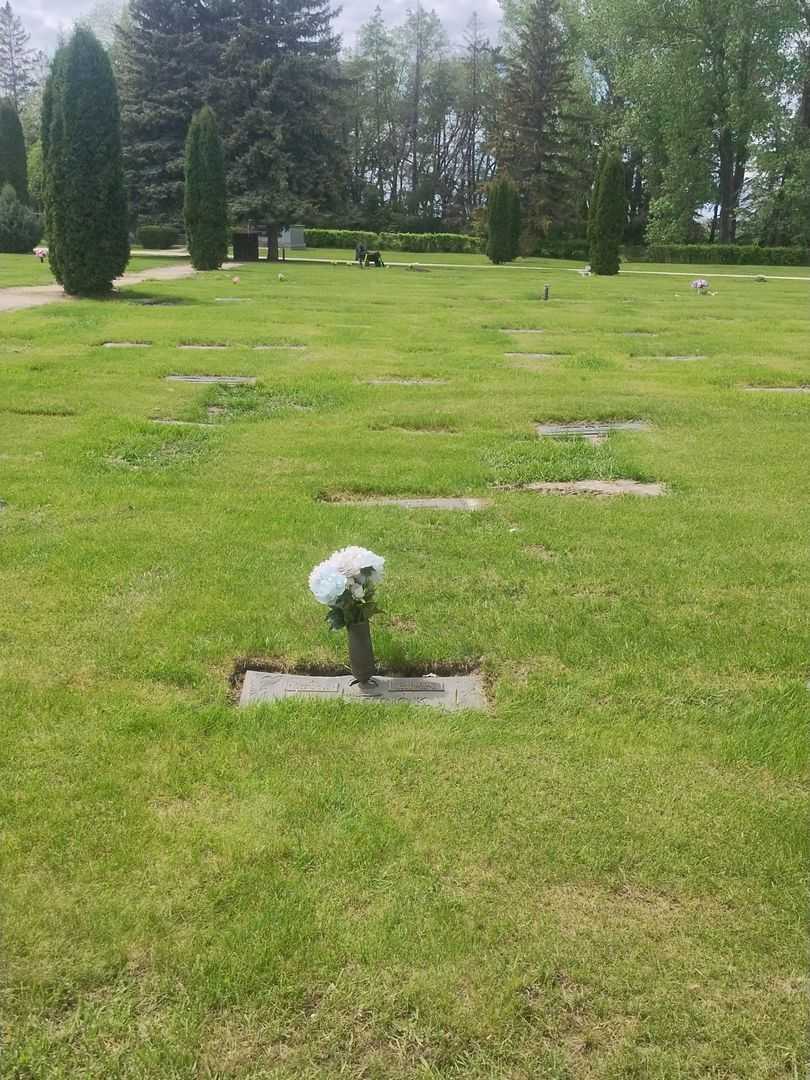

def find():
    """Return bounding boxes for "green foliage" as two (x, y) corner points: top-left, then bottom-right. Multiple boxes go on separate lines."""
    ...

(183, 105), (227, 271)
(641, 243), (810, 266)
(135, 223), (179, 248)
(590, 153), (625, 275)
(486, 176), (520, 263)
(41, 28), (129, 295)
(0, 97), (27, 200)
(0, 181), (39, 250)
(302, 228), (480, 254)
(25, 139), (41, 212)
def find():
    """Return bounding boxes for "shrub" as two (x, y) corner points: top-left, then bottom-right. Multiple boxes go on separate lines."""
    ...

(590, 153), (625, 275)
(641, 243), (810, 267)
(487, 176), (520, 264)
(184, 106), (227, 271)
(42, 28), (129, 295)
(301, 228), (480, 254)
(0, 98), (28, 202)
(135, 224), (179, 248)
(0, 183), (41, 252)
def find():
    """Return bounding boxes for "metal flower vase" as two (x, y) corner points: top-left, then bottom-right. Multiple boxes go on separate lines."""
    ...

(347, 619), (376, 684)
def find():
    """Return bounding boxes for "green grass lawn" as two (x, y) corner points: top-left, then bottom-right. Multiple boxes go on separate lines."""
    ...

(0, 252), (184, 289)
(1, 256), (807, 1078)
(294, 245), (810, 280)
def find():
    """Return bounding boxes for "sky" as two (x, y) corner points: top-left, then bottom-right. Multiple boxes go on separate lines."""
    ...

(17, 0), (504, 54)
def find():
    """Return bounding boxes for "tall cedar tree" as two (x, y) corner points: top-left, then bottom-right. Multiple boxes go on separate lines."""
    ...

(496, 0), (577, 239)
(0, 96), (26, 199)
(0, 1), (39, 107)
(117, 0), (217, 226)
(486, 175), (519, 263)
(589, 153), (625, 275)
(184, 106), (227, 269)
(212, 0), (346, 255)
(42, 28), (129, 294)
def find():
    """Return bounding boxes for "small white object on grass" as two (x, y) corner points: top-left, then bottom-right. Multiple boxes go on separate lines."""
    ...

(278, 273), (287, 282)
(232, 275), (240, 284)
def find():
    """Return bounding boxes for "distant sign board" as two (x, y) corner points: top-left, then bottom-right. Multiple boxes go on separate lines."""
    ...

(279, 226), (306, 249)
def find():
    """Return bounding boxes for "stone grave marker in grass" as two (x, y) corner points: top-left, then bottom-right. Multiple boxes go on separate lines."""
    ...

(365, 377), (448, 386)
(164, 375), (256, 385)
(102, 341), (152, 348)
(239, 671), (486, 711)
(178, 344), (229, 350)
(535, 420), (650, 445)
(744, 385), (810, 393)
(519, 479), (665, 497)
(326, 496), (491, 510)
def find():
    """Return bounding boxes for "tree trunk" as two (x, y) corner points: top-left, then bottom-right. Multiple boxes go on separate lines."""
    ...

(717, 125), (734, 243)
(267, 225), (279, 262)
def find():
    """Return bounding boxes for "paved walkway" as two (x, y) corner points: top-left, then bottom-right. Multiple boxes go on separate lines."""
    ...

(0, 263), (197, 314)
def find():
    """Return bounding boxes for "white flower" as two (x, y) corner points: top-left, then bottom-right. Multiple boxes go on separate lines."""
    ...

(349, 580), (365, 599)
(308, 562), (348, 605)
(326, 546), (385, 584)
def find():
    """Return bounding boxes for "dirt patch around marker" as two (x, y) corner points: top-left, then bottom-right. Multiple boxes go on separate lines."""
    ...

(519, 479), (665, 497)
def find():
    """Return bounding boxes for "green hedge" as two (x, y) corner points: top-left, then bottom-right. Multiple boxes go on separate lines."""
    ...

(135, 224), (179, 248)
(303, 228), (481, 254)
(531, 240), (590, 261)
(641, 243), (810, 267)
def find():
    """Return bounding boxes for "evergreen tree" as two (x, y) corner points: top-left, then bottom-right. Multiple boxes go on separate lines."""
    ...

(589, 152), (625, 275)
(42, 28), (129, 295)
(0, 96), (26, 199)
(0, 1), (40, 107)
(214, 0), (346, 257)
(0, 180), (38, 250)
(184, 105), (227, 270)
(508, 180), (522, 256)
(487, 175), (519, 263)
(117, 0), (216, 226)
(495, 0), (579, 240)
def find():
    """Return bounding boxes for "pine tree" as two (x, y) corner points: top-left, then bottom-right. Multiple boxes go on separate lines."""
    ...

(508, 181), (522, 256)
(487, 175), (519, 263)
(0, 96), (26, 199)
(495, 0), (578, 240)
(214, 0), (346, 257)
(116, 0), (216, 226)
(42, 28), (129, 295)
(184, 106), (227, 270)
(0, 2), (39, 107)
(589, 153), (625, 275)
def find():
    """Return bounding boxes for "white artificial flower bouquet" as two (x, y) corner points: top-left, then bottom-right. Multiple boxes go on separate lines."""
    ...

(690, 278), (710, 294)
(309, 546), (385, 630)
(309, 546), (386, 683)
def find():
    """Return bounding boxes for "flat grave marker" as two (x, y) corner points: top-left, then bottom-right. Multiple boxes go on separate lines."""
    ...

(102, 341), (152, 348)
(744, 385), (809, 394)
(535, 420), (650, 444)
(164, 374), (256, 385)
(329, 496), (491, 511)
(240, 671), (486, 711)
(520, 479), (665, 497)
(365, 377), (448, 386)
(178, 344), (229, 351)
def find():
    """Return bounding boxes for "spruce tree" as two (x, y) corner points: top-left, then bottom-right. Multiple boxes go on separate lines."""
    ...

(215, 0), (346, 256)
(184, 106), (227, 270)
(0, 96), (26, 200)
(117, 0), (215, 226)
(495, 0), (578, 240)
(42, 28), (129, 294)
(589, 153), (625, 276)
(487, 176), (519, 263)
(508, 182), (522, 257)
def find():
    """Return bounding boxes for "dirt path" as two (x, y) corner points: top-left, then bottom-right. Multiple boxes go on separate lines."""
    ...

(0, 263), (198, 314)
